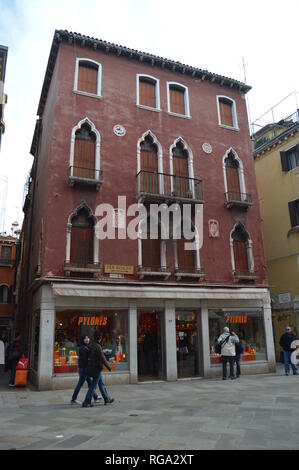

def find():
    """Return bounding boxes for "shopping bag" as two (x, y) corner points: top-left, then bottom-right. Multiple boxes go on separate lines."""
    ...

(14, 369), (28, 387)
(16, 358), (29, 370)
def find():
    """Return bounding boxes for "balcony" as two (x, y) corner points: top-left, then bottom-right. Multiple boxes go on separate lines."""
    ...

(64, 261), (102, 278)
(137, 171), (203, 204)
(137, 265), (171, 280)
(0, 257), (15, 267)
(225, 191), (252, 210)
(69, 166), (103, 191)
(174, 267), (205, 281)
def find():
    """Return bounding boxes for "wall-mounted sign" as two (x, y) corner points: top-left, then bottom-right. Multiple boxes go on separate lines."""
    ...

(202, 143), (212, 154)
(225, 315), (247, 324)
(278, 293), (291, 304)
(109, 273), (124, 279)
(78, 316), (108, 326)
(104, 264), (134, 275)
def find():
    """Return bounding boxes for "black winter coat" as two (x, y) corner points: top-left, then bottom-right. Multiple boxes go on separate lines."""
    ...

(78, 345), (90, 369)
(87, 341), (111, 379)
(279, 332), (296, 352)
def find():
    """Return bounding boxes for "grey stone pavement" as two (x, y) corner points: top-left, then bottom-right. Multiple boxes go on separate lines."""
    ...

(0, 365), (299, 450)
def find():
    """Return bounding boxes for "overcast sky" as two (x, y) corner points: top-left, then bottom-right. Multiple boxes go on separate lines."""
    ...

(0, 0), (298, 234)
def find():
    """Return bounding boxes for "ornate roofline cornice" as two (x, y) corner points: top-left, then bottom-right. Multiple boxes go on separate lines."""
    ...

(253, 122), (299, 158)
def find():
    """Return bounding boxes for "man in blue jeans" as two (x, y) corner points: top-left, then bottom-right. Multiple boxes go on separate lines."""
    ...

(71, 335), (101, 405)
(279, 326), (298, 376)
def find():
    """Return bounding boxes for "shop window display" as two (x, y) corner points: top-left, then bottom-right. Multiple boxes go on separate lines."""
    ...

(54, 310), (128, 373)
(209, 310), (267, 365)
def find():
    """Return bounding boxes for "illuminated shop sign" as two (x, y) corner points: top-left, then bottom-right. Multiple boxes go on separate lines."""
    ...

(225, 315), (248, 324)
(77, 316), (108, 326)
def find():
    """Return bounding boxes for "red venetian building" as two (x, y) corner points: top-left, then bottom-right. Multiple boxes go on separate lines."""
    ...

(0, 235), (17, 344)
(19, 30), (275, 390)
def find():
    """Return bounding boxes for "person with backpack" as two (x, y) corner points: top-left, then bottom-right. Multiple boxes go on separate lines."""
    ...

(6, 333), (22, 387)
(82, 330), (114, 408)
(217, 327), (239, 380)
(70, 335), (102, 405)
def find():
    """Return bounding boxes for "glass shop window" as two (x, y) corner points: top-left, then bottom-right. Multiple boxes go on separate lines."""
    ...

(54, 310), (129, 374)
(209, 309), (267, 365)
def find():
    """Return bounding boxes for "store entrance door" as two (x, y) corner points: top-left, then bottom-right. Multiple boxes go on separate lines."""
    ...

(137, 311), (164, 382)
(176, 311), (203, 378)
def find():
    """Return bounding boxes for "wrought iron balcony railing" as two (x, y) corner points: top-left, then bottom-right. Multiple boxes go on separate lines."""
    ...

(69, 166), (103, 190)
(225, 191), (252, 209)
(137, 171), (203, 203)
(0, 257), (14, 266)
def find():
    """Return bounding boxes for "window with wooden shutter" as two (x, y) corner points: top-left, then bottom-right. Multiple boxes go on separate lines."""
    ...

(140, 136), (159, 193)
(232, 225), (249, 274)
(70, 208), (94, 267)
(74, 124), (96, 178)
(139, 78), (156, 108)
(172, 142), (190, 198)
(169, 86), (186, 115)
(177, 237), (195, 272)
(219, 98), (234, 127)
(142, 238), (160, 269)
(78, 61), (98, 95)
(0, 285), (9, 303)
(225, 153), (241, 201)
(289, 199), (299, 228)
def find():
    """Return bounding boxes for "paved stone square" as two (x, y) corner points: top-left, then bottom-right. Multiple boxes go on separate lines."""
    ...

(0, 366), (299, 450)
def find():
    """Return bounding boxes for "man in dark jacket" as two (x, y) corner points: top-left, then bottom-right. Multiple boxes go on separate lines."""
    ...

(70, 335), (101, 405)
(7, 333), (21, 387)
(279, 326), (298, 376)
(82, 330), (114, 407)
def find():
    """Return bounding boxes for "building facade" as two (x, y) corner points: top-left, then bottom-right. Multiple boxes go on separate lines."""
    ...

(0, 235), (17, 345)
(253, 99), (299, 360)
(0, 45), (8, 150)
(20, 30), (275, 390)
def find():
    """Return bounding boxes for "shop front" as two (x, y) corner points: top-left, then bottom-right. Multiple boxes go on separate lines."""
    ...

(29, 283), (276, 390)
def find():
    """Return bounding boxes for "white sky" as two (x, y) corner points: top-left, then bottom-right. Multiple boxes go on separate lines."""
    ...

(0, 0), (298, 234)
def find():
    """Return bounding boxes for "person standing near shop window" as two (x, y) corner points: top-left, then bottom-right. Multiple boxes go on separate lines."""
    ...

(70, 335), (101, 405)
(279, 326), (298, 376)
(82, 330), (114, 408)
(234, 335), (244, 378)
(217, 327), (239, 380)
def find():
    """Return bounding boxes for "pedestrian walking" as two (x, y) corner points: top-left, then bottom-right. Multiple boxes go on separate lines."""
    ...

(234, 336), (244, 378)
(279, 326), (298, 376)
(97, 335), (115, 405)
(6, 333), (22, 387)
(217, 327), (239, 380)
(70, 335), (102, 405)
(82, 330), (114, 408)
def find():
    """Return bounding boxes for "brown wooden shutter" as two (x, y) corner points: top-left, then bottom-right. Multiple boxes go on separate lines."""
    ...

(70, 226), (93, 267)
(169, 87), (185, 115)
(142, 238), (160, 268)
(220, 100), (233, 127)
(139, 79), (156, 108)
(177, 238), (194, 271)
(173, 155), (189, 197)
(78, 63), (98, 94)
(74, 138), (95, 178)
(226, 166), (241, 200)
(140, 150), (158, 193)
(280, 151), (289, 171)
(233, 240), (248, 274)
(289, 200), (299, 228)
